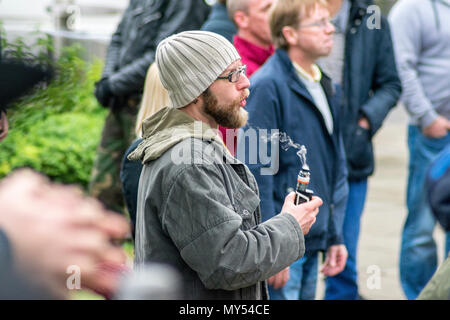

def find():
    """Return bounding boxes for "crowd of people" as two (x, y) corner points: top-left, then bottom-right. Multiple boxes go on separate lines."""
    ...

(0, 0), (449, 300)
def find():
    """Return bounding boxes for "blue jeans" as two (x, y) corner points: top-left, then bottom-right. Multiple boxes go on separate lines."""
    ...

(324, 179), (368, 300)
(400, 125), (450, 300)
(269, 252), (318, 300)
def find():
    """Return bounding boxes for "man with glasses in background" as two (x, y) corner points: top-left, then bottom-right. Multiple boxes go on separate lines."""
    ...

(238, 0), (348, 299)
(319, 0), (401, 300)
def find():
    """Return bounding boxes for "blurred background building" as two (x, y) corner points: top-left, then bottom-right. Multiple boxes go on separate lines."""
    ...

(0, 0), (128, 61)
(0, 0), (218, 61)
(0, 0), (397, 62)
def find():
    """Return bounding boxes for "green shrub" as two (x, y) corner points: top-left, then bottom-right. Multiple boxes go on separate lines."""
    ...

(0, 38), (107, 189)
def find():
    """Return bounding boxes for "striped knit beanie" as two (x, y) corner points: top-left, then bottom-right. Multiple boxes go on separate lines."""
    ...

(155, 31), (241, 108)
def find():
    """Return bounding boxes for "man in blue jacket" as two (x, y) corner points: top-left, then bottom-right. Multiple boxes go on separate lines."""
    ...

(319, 0), (402, 300)
(238, 0), (348, 299)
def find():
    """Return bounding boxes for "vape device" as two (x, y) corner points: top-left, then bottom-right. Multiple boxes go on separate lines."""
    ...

(294, 164), (314, 205)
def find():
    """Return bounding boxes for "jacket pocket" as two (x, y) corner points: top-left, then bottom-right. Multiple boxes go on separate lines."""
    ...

(232, 184), (260, 230)
(347, 125), (373, 169)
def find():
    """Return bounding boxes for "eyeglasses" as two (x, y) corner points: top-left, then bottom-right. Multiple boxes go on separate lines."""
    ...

(299, 18), (334, 29)
(217, 65), (247, 83)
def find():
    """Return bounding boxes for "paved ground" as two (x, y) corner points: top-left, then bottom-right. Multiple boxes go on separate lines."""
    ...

(316, 105), (447, 300)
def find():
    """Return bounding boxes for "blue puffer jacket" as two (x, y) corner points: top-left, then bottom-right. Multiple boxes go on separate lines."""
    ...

(342, 0), (402, 179)
(426, 144), (450, 231)
(237, 49), (347, 253)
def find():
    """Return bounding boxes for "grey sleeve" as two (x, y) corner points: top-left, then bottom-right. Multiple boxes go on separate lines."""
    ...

(389, 3), (438, 129)
(161, 164), (305, 291)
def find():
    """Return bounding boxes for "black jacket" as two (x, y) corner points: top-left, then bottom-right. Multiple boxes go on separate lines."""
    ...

(103, 0), (210, 97)
(0, 229), (54, 299)
(120, 138), (143, 239)
(342, 0), (402, 179)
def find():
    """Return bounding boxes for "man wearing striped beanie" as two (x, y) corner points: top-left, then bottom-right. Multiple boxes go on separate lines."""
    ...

(129, 30), (323, 299)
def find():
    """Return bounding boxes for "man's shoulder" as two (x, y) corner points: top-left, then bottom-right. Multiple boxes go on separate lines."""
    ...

(391, 0), (423, 12)
(389, 0), (425, 25)
(250, 58), (287, 90)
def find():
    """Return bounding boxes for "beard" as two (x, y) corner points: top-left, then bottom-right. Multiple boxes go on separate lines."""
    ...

(202, 88), (249, 129)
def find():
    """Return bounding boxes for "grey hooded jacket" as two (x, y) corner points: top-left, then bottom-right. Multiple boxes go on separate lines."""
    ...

(129, 107), (305, 300)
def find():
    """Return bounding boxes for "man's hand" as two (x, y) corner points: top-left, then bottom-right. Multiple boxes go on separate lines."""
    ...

(358, 116), (371, 130)
(281, 192), (322, 235)
(0, 169), (130, 298)
(94, 78), (113, 107)
(422, 116), (450, 138)
(321, 244), (348, 277)
(267, 267), (289, 290)
(0, 111), (9, 142)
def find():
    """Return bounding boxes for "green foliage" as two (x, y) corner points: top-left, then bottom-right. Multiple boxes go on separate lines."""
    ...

(1, 23), (53, 65)
(0, 35), (107, 189)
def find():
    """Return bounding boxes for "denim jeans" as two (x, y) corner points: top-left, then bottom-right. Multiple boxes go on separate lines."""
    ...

(269, 252), (319, 300)
(324, 179), (368, 300)
(400, 125), (450, 300)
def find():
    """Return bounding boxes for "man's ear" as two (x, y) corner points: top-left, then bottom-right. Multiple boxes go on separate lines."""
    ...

(194, 91), (205, 107)
(234, 11), (249, 29)
(281, 26), (298, 47)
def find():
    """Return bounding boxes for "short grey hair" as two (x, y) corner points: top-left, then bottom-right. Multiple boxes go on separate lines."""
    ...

(227, 0), (251, 26)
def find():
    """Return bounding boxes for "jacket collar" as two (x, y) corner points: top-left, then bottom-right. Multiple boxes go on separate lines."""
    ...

(210, 2), (229, 20)
(274, 49), (315, 104)
(234, 35), (275, 68)
(274, 49), (334, 103)
(349, 0), (371, 20)
(351, 0), (372, 9)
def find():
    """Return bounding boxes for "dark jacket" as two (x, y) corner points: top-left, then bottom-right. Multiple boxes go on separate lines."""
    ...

(120, 138), (143, 239)
(200, 3), (237, 43)
(103, 0), (210, 97)
(129, 107), (305, 300)
(238, 49), (347, 253)
(426, 144), (450, 231)
(0, 229), (53, 299)
(342, 0), (402, 179)
(0, 36), (4, 116)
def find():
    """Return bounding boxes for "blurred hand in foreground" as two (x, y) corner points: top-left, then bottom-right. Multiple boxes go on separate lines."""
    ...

(0, 169), (130, 299)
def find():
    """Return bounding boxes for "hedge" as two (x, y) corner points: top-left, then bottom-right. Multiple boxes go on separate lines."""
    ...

(0, 41), (107, 189)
